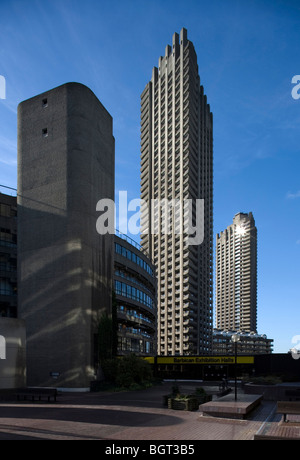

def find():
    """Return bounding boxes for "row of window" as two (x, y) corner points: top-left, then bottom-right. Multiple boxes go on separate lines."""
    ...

(0, 228), (17, 250)
(115, 243), (153, 276)
(118, 337), (153, 355)
(115, 280), (154, 310)
(118, 324), (152, 340)
(0, 240), (17, 249)
(0, 254), (16, 271)
(114, 269), (153, 296)
(0, 204), (17, 218)
(117, 305), (154, 325)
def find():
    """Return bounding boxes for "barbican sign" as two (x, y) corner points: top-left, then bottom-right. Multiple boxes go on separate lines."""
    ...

(144, 356), (254, 365)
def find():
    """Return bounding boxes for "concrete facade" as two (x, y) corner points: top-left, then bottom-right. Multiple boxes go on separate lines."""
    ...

(140, 29), (213, 355)
(216, 212), (257, 332)
(18, 83), (115, 389)
(0, 317), (26, 389)
(213, 329), (273, 355)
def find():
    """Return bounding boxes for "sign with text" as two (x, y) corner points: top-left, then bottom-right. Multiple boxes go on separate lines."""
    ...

(144, 356), (254, 365)
(0, 335), (6, 359)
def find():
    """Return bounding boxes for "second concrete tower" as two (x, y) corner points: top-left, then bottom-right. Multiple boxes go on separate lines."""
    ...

(18, 82), (115, 389)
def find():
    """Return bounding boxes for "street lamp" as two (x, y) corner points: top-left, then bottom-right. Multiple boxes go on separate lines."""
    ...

(231, 333), (241, 401)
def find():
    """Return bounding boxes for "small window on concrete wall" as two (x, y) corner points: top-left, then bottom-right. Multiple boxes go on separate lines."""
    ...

(42, 98), (48, 107)
(42, 128), (48, 137)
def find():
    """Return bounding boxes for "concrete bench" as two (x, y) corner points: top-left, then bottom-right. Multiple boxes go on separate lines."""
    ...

(200, 395), (262, 420)
(277, 401), (300, 423)
(15, 387), (58, 403)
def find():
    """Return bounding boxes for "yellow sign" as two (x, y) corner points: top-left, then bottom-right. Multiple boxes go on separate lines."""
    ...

(143, 357), (155, 364)
(143, 356), (254, 365)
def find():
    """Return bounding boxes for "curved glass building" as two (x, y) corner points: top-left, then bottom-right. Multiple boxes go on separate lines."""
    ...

(114, 232), (157, 356)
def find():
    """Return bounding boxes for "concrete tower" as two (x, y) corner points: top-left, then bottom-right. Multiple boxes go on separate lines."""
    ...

(216, 212), (258, 332)
(18, 83), (115, 389)
(140, 29), (213, 355)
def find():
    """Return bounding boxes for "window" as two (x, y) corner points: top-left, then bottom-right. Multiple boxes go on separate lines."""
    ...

(42, 128), (48, 137)
(42, 98), (48, 107)
(0, 204), (10, 217)
(114, 280), (154, 309)
(114, 242), (153, 276)
(115, 243), (122, 255)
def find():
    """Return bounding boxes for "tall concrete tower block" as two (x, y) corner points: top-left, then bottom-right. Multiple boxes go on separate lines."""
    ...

(216, 212), (257, 333)
(140, 29), (213, 355)
(18, 83), (115, 389)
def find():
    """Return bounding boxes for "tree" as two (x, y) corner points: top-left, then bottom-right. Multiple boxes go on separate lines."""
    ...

(98, 312), (113, 363)
(98, 290), (118, 363)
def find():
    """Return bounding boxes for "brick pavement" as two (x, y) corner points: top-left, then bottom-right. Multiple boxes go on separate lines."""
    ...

(0, 383), (295, 441)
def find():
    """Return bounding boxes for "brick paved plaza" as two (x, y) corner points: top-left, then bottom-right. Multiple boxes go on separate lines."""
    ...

(0, 382), (298, 441)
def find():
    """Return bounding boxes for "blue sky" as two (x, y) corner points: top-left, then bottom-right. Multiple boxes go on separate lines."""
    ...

(0, 0), (299, 353)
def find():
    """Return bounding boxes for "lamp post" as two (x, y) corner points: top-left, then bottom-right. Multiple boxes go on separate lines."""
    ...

(231, 333), (240, 401)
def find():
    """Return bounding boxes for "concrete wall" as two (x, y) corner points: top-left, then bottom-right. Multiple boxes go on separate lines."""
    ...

(0, 318), (26, 389)
(244, 383), (300, 401)
(18, 83), (115, 389)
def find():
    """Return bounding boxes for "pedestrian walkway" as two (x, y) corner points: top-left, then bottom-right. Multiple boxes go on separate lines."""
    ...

(0, 382), (296, 440)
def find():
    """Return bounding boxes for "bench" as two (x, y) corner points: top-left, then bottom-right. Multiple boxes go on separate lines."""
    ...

(277, 401), (300, 423)
(15, 387), (58, 403)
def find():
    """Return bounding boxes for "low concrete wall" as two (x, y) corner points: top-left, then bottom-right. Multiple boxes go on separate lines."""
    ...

(0, 318), (26, 389)
(244, 383), (300, 401)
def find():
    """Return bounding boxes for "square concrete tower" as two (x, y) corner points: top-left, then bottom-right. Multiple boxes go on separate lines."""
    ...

(18, 83), (115, 389)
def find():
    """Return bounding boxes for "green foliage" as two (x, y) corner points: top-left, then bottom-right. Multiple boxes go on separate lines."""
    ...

(98, 291), (118, 364)
(195, 387), (206, 396)
(101, 354), (153, 390)
(250, 376), (282, 386)
(171, 384), (180, 395)
(174, 394), (191, 401)
(111, 290), (118, 357)
(164, 386), (209, 407)
(168, 395), (200, 411)
(98, 312), (114, 362)
(101, 358), (118, 383)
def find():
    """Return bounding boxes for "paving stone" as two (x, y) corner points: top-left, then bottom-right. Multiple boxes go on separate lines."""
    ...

(0, 383), (298, 441)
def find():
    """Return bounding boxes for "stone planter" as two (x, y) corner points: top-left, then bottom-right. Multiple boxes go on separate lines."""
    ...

(163, 394), (172, 407)
(168, 397), (199, 411)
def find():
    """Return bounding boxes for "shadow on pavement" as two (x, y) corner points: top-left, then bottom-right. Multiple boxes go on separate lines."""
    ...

(0, 405), (184, 428)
